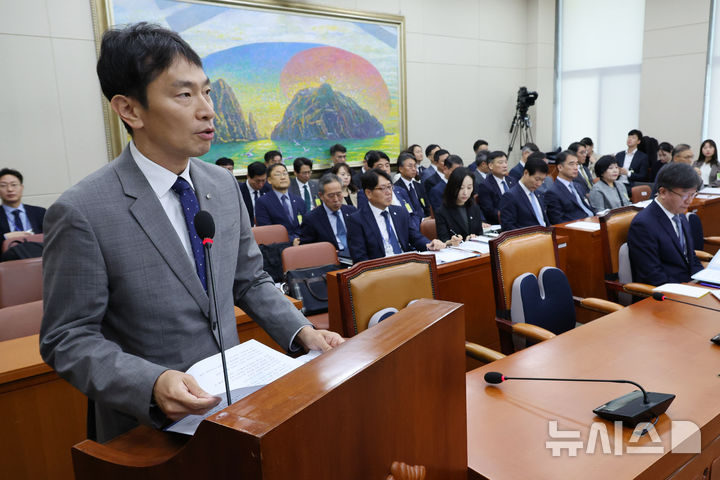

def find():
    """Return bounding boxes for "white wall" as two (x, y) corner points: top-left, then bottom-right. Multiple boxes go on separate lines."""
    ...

(639, 0), (711, 148)
(0, 0), (555, 208)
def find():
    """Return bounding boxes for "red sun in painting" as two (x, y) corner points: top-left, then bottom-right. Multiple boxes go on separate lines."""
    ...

(279, 46), (392, 121)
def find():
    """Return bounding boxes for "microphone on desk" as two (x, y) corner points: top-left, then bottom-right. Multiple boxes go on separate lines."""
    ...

(484, 371), (675, 427)
(194, 211), (232, 407)
(652, 291), (720, 313)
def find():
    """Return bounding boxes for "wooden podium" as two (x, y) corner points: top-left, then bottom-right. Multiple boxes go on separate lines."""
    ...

(72, 299), (468, 479)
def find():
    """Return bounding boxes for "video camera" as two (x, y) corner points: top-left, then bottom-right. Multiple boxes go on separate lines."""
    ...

(516, 86), (538, 114)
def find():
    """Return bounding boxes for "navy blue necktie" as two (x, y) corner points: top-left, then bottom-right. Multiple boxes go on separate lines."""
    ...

(333, 210), (347, 251)
(381, 210), (403, 254)
(253, 190), (259, 205)
(282, 194), (294, 222)
(171, 177), (207, 290)
(501, 180), (509, 193)
(408, 183), (421, 212)
(673, 215), (687, 260)
(11, 209), (24, 231)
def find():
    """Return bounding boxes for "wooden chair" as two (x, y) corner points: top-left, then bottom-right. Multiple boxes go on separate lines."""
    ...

(1, 233), (44, 253)
(0, 257), (43, 308)
(687, 212), (720, 262)
(420, 218), (437, 240)
(281, 242), (339, 330)
(0, 300), (43, 341)
(464, 341), (506, 364)
(251, 225), (289, 245)
(329, 253), (439, 337)
(489, 226), (622, 354)
(630, 185), (652, 203)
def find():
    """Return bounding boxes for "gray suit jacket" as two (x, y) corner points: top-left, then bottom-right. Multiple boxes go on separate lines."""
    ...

(39, 146), (311, 442)
(588, 180), (631, 212)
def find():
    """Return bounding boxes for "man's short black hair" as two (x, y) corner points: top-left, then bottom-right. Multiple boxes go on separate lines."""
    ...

(472, 139), (488, 151)
(567, 142), (582, 153)
(0, 168), (23, 184)
(443, 155), (464, 170)
(486, 151), (507, 163)
(628, 129), (643, 140)
(96, 22), (202, 134)
(521, 142), (539, 153)
(524, 156), (549, 175)
(656, 162), (702, 191)
(293, 157), (313, 173)
(555, 150), (577, 166)
(264, 150), (282, 163)
(397, 152), (416, 168)
(267, 162), (287, 177)
(366, 150), (390, 168)
(433, 149), (449, 163)
(215, 157), (234, 168)
(425, 144), (440, 157)
(247, 161), (266, 178)
(329, 144), (346, 155)
(361, 168), (392, 191)
(580, 137), (594, 147)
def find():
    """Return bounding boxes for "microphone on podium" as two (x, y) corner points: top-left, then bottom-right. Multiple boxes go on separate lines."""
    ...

(484, 371), (675, 427)
(194, 211), (232, 407)
(652, 291), (720, 313)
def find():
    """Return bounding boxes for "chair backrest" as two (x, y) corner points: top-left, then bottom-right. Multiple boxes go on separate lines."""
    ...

(0, 300), (43, 341)
(0, 257), (43, 308)
(420, 218), (437, 240)
(281, 242), (338, 272)
(335, 253), (438, 336)
(1, 233), (44, 253)
(488, 226), (557, 314)
(630, 185), (651, 203)
(252, 225), (289, 245)
(598, 206), (641, 277)
(510, 267), (575, 335)
(686, 212), (704, 250)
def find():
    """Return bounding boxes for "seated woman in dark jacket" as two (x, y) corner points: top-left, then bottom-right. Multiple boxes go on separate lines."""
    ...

(588, 155), (631, 212)
(435, 167), (490, 244)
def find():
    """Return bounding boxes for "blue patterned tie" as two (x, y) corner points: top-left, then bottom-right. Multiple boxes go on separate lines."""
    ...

(171, 177), (207, 290)
(530, 192), (546, 226)
(333, 210), (347, 251)
(569, 183), (594, 217)
(381, 210), (403, 254)
(673, 215), (687, 260)
(11, 209), (24, 231)
(282, 194), (294, 222)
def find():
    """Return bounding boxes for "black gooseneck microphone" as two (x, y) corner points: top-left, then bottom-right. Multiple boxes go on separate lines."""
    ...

(484, 371), (675, 426)
(652, 291), (720, 313)
(194, 210), (232, 407)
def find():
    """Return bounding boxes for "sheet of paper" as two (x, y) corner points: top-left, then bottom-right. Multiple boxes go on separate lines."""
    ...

(633, 199), (652, 208)
(419, 248), (478, 264)
(165, 339), (306, 435)
(699, 187), (720, 195)
(711, 290), (720, 301)
(467, 235), (494, 244)
(564, 221), (600, 232)
(451, 241), (490, 254)
(653, 283), (711, 298)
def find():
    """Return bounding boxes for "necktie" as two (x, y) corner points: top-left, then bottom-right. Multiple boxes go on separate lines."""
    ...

(501, 180), (509, 194)
(408, 183), (421, 212)
(673, 215), (687, 259)
(380, 210), (402, 254)
(303, 185), (311, 210)
(170, 177), (207, 290)
(333, 210), (347, 251)
(569, 183), (594, 217)
(530, 192), (546, 226)
(11, 209), (24, 231)
(281, 194), (294, 222)
(253, 190), (259, 205)
(580, 167), (592, 189)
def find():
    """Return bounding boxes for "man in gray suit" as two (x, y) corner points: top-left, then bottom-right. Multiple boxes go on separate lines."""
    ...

(39, 23), (342, 443)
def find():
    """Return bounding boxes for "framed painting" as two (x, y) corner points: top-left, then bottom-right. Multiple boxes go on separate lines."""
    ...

(91, 0), (406, 173)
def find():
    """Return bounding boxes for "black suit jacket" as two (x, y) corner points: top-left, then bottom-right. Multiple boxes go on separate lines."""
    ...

(0, 204), (46, 237)
(238, 182), (265, 226)
(434, 203), (486, 241)
(615, 150), (649, 183)
(394, 178), (431, 217)
(499, 184), (548, 232)
(544, 179), (595, 225)
(476, 175), (516, 224)
(299, 204), (356, 250)
(421, 167), (443, 193)
(627, 200), (702, 285)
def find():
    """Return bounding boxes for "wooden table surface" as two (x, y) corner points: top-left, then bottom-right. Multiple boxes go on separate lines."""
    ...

(467, 289), (720, 480)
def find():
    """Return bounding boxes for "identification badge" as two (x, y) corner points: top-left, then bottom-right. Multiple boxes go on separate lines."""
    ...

(405, 202), (413, 213)
(420, 198), (425, 206)
(315, 198), (321, 207)
(297, 214), (303, 224)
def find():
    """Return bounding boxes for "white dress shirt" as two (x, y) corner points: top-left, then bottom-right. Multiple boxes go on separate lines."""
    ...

(369, 203), (398, 257)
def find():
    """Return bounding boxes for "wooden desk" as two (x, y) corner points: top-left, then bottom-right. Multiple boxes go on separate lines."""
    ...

(467, 291), (720, 479)
(691, 195), (720, 253)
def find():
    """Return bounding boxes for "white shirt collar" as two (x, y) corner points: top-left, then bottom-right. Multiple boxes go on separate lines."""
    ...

(130, 141), (193, 198)
(369, 202), (389, 219)
(295, 177), (308, 189)
(556, 176), (573, 189)
(518, 180), (532, 196)
(654, 198), (677, 223)
(401, 177), (414, 189)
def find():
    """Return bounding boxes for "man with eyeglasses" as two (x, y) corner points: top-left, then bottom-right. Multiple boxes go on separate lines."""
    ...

(544, 150), (596, 225)
(0, 168), (46, 240)
(299, 173), (356, 259)
(628, 162), (703, 285)
(254, 163), (307, 244)
(347, 169), (445, 263)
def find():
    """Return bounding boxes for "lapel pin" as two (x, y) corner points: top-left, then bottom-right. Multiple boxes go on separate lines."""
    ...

(206, 193), (212, 199)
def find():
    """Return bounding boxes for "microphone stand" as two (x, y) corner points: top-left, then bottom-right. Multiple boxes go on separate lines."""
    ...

(204, 238), (232, 407)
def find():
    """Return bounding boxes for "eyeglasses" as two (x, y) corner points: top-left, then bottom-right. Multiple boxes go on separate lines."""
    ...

(373, 184), (393, 192)
(0, 182), (20, 189)
(668, 189), (697, 201)
(271, 171), (289, 178)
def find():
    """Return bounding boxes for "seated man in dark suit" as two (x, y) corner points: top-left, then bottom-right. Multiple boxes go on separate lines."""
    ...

(254, 163), (307, 244)
(0, 168), (46, 240)
(351, 151), (371, 189)
(215, 157), (234, 172)
(476, 150), (517, 224)
(615, 129), (649, 193)
(508, 142), (538, 181)
(238, 161), (267, 226)
(299, 173), (356, 258)
(472, 150), (490, 193)
(356, 151), (416, 226)
(628, 162), (703, 285)
(420, 145), (444, 192)
(394, 152), (431, 218)
(428, 154), (464, 214)
(568, 141), (593, 197)
(499, 156), (549, 231)
(346, 169), (444, 263)
(288, 157), (320, 211)
(544, 150), (595, 225)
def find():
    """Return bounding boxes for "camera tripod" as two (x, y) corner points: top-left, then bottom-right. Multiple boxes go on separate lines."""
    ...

(508, 108), (534, 155)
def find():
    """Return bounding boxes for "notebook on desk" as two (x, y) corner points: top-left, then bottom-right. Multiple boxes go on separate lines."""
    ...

(692, 249), (720, 286)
